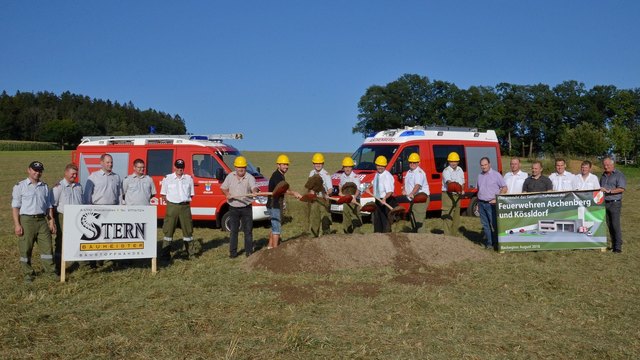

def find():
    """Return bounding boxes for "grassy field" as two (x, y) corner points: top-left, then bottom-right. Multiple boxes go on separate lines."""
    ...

(1, 150), (639, 359)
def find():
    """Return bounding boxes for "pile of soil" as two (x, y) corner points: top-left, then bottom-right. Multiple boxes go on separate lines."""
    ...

(245, 232), (490, 275)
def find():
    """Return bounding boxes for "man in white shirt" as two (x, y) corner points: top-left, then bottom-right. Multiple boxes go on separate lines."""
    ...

(372, 156), (396, 233)
(441, 152), (465, 237)
(573, 160), (600, 190)
(549, 158), (574, 191)
(503, 158), (528, 194)
(160, 159), (196, 260)
(338, 157), (362, 234)
(308, 153), (333, 237)
(402, 153), (430, 233)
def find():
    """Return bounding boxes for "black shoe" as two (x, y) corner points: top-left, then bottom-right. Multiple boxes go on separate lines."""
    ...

(612, 249), (622, 253)
(229, 254), (238, 259)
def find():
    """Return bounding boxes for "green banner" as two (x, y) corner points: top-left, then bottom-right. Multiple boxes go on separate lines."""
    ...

(497, 190), (607, 252)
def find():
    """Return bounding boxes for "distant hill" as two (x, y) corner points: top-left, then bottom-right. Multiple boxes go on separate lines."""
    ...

(0, 90), (186, 149)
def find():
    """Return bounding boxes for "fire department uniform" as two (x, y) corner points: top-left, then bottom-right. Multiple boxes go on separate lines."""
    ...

(441, 166), (465, 237)
(404, 166), (430, 233)
(373, 170), (396, 233)
(339, 171), (362, 234)
(12, 164), (56, 281)
(123, 173), (156, 205)
(160, 170), (195, 258)
(84, 169), (122, 205)
(51, 178), (84, 268)
(308, 168), (333, 237)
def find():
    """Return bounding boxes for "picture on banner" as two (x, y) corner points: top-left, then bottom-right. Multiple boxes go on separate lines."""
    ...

(497, 190), (607, 252)
(62, 205), (157, 261)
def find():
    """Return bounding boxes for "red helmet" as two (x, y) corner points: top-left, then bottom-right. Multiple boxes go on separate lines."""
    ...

(447, 182), (462, 193)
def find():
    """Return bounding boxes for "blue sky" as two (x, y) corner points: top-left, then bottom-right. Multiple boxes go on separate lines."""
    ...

(2, 1), (639, 152)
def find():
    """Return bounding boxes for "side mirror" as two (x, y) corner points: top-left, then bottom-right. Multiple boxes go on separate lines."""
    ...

(256, 166), (261, 175)
(216, 167), (227, 182)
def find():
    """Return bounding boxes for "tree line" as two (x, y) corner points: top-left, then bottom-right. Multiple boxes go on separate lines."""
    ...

(0, 91), (187, 149)
(354, 74), (640, 160)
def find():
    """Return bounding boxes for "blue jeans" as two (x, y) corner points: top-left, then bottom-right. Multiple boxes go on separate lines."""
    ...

(268, 208), (281, 235)
(478, 201), (497, 248)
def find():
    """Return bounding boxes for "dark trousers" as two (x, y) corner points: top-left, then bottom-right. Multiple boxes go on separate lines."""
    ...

(605, 201), (623, 251)
(373, 197), (397, 233)
(229, 205), (253, 256)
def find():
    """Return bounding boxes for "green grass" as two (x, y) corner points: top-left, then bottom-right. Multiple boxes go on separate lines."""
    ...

(1, 151), (639, 359)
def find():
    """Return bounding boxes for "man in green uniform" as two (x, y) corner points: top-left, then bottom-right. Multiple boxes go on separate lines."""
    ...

(160, 159), (196, 260)
(12, 161), (57, 282)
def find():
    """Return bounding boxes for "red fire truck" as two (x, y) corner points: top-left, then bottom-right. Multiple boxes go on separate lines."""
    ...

(72, 134), (269, 230)
(331, 126), (503, 217)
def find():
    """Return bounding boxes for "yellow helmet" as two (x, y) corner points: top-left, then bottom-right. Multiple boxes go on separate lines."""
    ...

(311, 153), (325, 164)
(447, 152), (460, 162)
(408, 153), (420, 163)
(375, 155), (388, 167)
(341, 157), (355, 167)
(276, 154), (290, 164)
(233, 156), (248, 168)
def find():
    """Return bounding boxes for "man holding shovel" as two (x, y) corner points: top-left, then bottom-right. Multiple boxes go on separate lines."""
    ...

(401, 153), (430, 233)
(221, 156), (259, 258)
(372, 155), (398, 233)
(307, 153), (334, 237)
(267, 154), (301, 249)
(338, 157), (362, 234)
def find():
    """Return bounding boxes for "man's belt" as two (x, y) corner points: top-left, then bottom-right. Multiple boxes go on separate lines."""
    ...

(169, 201), (190, 205)
(21, 214), (46, 218)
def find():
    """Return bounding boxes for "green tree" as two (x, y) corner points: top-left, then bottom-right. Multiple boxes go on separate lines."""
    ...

(353, 74), (432, 135)
(39, 118), (82, 149)
(559, 122), (609, 156)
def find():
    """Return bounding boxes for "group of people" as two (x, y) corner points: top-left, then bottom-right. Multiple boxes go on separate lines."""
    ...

(12, 152), (627, 282)
(11, 154), (195, 282)
(479, 156), (626, 253)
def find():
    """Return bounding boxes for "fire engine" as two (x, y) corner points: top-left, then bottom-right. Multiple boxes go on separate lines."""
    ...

(72, 134), (269, 231)
(331, 126), (503, 217)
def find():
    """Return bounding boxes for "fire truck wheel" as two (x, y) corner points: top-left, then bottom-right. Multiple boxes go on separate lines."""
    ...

(465, 198), (480, 217)
(220, 211), (242, 232)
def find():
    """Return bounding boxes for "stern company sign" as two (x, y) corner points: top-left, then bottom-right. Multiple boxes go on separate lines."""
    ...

(62, 205), (157, 261)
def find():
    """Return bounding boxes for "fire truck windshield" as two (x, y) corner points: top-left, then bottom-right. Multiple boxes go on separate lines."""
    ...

(351, 145), (399, 171)
(218, 151), (261, 176)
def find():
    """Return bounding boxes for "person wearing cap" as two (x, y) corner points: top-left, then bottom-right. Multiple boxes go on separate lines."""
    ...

(372, 155), (397, 233)
(401, 153), (430, 233)
(84, 153), (123, 205)
(338, 157), (362, 234)
(12, 161), (57, 282)
(441, 152), (465, 237)
(308, 153), (333, 237)
(600, 157), (626, 253)
(477, 157), (507, 249)
(266, 154), (301, 249)
(123, 159), (156, 205)
(51, 163), (84, 271)
(160, 159), (196, 260)
(221, 156), (259, 258)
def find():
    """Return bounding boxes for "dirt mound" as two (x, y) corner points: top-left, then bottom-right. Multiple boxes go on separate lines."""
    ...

(245, 232), (490, 275)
